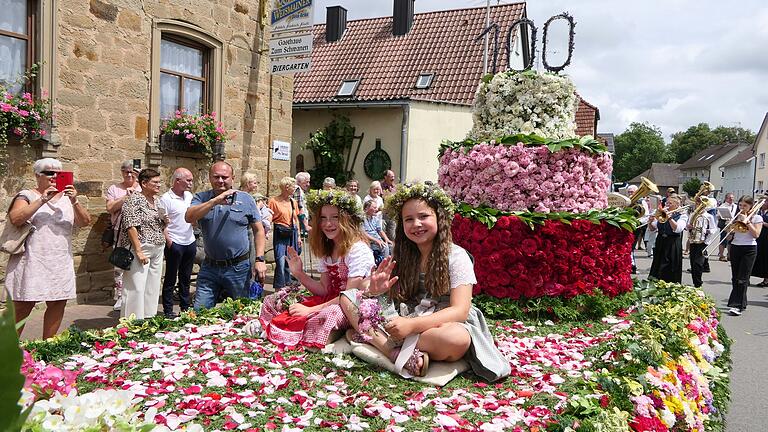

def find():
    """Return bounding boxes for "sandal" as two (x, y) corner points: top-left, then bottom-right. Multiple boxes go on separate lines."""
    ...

(390, 347), (429, 377)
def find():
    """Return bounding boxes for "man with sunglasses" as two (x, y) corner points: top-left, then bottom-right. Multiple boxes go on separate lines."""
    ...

(186, 161), (267, 310)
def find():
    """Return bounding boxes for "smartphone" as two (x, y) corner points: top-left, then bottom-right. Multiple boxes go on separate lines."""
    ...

(132, 159), (142, 171)
(55, 171), (74, 192)
(228, 191), (237, 205)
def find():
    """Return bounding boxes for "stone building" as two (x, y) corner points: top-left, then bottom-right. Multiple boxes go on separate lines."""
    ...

(0, 0), (293, 303)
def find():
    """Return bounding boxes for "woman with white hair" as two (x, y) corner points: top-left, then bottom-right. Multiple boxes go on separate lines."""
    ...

(322, 177), (336, 190)
(7, 158), (91, 339)
(105, 160), (141, 310)
(269, 177), (302, 289)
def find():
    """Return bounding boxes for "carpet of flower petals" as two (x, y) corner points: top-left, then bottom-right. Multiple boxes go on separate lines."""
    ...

(42, 316), (633, 431)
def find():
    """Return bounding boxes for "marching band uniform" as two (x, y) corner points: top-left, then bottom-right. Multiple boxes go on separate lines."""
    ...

(649, 210), (688, 283)
(687, 209), (717, 288)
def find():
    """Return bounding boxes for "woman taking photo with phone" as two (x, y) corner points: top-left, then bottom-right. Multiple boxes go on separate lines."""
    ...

(6, 158), (91, 339)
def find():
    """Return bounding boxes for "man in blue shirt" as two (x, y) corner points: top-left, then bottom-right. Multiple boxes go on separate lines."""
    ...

(186, 161), (267, 310)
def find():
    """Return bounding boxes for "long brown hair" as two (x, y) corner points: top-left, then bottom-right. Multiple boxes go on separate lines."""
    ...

(308, 204), (365, 258)
(390, 198), (453, 302)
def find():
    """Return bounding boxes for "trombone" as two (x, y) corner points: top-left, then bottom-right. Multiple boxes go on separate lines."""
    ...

(703, 197), (767, 256)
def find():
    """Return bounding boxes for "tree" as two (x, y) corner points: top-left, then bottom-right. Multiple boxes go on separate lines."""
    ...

(668, 123), (756, 164)
(682, 177), (702, 198)
(303, 114), (356, 189)
(613, 122), (672, 182)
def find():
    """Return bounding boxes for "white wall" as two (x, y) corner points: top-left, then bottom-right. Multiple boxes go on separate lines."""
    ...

(722, 159), (756, 199)
(405, 101), (473, 183)
(291, 107), (404, 193)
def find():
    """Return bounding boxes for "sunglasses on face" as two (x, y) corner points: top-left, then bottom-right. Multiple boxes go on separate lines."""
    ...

(40, 171), (57, 177)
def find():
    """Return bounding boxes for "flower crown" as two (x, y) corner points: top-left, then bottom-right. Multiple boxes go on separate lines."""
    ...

(306, 189), (364, 223)
(384, 181), (456, 219)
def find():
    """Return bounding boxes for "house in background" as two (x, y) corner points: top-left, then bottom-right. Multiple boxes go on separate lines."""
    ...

(720, 147), (755, 199)
(628, 163), (681, 192)
(751, 113), (768, 195)
(291, 1), (601, 190)
(597, 133), (615, 154)
(677, 142), (748, 196)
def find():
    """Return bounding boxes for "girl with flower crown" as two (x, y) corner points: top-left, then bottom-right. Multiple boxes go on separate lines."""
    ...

(258, 189), (374, 348)
(340, 182), (510, 381)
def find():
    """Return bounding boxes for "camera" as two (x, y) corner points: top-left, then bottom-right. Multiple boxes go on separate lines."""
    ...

(132, 159), (142, 171)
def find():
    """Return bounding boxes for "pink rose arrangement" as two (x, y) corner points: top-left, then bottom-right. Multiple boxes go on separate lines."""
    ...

(438, 142), (612, 213)
(356, 296), (386, 343)
(452, 214), (634, 299)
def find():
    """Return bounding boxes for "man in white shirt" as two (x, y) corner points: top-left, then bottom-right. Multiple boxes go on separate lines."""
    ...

(159, 168), (195, 318)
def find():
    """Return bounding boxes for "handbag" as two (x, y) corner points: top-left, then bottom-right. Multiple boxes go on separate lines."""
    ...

(101, 219), (115, 247)
(0, 193), (36, 255)
(108, 216), (134, 270)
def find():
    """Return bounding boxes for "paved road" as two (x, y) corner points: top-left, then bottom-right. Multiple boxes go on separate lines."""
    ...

(634, 251), (768, 431)
(16, 252), (765, 430)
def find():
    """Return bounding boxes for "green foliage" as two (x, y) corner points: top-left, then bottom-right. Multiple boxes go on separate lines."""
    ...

(473, 291), (637, 322)
(682, 177), (702, 198)
(668, 123), (756, 164)
(439, 133), (608, 158)
(0, 302), (31, 432)
(456, 202), (639, 232)
(303, 114), (356, 189)
(613, 122), (672, 182)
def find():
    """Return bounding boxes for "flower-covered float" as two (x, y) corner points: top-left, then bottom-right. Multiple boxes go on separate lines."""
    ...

(439, 69), (634, 299)
(8, 281), (730, 431)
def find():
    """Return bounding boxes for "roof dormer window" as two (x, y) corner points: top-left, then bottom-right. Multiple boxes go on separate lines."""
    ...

(337, 79), (359, 97)
(415, 73), (434, 89)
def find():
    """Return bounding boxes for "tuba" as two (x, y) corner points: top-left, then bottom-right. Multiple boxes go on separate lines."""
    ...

(689, 196), (716, 243)
(628, 177), (659, 218)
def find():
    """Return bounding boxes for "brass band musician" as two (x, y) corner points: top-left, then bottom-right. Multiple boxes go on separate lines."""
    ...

(686, 196), (717, 288)
(649, 195), (687, 283)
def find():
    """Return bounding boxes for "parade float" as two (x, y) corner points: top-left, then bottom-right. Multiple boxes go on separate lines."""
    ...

(6, 13), (730, 432)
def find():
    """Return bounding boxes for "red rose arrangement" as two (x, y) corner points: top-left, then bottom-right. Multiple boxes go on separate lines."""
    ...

(452, 214), (634, 299)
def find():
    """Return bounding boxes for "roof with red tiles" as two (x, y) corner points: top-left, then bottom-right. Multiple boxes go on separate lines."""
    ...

(575, 96), (599, 136)
(293, 3), (527, 106)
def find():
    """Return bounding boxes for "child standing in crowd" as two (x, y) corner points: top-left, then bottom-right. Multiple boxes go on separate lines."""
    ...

(340, 182), (510, 381)
(258, 189), (374, 348)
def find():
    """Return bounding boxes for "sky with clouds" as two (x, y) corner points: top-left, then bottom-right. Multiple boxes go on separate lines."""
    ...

(310, 0), (768, 141)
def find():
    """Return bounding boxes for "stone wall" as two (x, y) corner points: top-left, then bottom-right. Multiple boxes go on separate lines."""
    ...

(0, 0), (292, 303)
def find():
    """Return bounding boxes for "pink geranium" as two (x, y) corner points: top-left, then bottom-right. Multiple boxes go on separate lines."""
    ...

(21, 350), (79, 401)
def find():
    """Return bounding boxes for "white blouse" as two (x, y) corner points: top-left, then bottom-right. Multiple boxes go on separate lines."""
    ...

(731, 214), (763, 246)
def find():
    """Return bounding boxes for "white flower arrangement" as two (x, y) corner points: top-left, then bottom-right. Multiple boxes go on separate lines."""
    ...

(468, 70), (578, 141)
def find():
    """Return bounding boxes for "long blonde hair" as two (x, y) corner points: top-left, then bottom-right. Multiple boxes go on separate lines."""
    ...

(308, 205), (365, 258)
(390, 198), (453, 302)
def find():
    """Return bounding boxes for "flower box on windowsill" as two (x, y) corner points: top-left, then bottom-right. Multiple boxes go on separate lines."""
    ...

(4, 130), (49, 147)
(159, 133), (225, 160)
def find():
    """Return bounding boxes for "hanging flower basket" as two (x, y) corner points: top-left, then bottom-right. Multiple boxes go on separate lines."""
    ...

(159, 133), (225, 160)
(159, 110), (228, 160)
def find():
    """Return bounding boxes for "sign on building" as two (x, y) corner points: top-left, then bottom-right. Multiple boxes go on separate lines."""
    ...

(271, 0), (313, 33)
(269, 0), (313, 75)
(269, 33), (313, 58)
(272, 140), (291, 161)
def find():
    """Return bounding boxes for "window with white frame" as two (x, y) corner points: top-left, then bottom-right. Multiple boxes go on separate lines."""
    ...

(760, 153), (765, 169)
(159, 36), (209, 119)
(0, 0), (36, 94)
(337, 79), (359, 97)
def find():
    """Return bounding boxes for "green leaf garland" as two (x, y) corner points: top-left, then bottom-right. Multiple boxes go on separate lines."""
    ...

(455, 202), (639, 231)
(438, 133), (608, 158)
